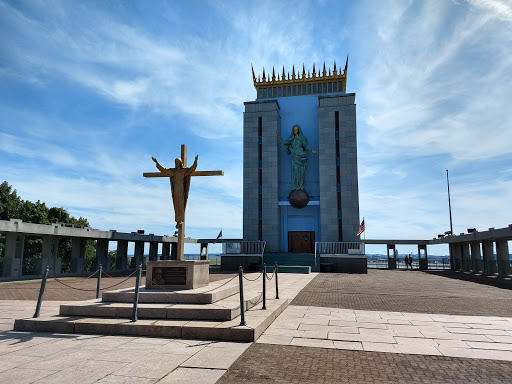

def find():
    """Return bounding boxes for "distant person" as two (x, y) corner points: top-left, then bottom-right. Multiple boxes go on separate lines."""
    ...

(404, 255), (409, 270)
(409, 254), (413, 270)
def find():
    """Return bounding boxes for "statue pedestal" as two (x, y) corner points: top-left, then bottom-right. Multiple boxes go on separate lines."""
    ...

(145, 260), (209, 290)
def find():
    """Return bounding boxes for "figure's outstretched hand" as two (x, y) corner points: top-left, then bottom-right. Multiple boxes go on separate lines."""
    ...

(152, 156), (158, 163)
(312, 149), (317, 154)
(276, 130), (280, 137)
(195, 155), (198, 162)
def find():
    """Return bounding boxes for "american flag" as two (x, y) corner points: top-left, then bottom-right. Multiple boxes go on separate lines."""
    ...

(214, 229), (222, 243)
(356, 219), (365, 236)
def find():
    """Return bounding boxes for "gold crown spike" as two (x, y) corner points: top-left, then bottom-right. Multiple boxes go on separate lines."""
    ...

(252, 59), (348, 98)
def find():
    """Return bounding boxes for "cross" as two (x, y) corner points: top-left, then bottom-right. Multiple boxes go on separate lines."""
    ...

(143, 144), (223, 260)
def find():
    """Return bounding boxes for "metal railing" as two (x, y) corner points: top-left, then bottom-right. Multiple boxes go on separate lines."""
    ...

(314, 242), (365, 266)
(222, 241), (266, 256)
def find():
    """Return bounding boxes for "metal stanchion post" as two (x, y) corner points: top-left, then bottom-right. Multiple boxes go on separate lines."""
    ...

(239, 266), (246, 326)
(131, 263), (142, 322)
(96, 264), (103, 299)
(262, 263), (266, 310)
(33, 266), (50, 318)
(275, 262), (279, 299)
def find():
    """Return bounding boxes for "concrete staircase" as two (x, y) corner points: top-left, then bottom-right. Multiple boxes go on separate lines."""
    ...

(14, 274), (291, 342)
(262, 253), (318, 273)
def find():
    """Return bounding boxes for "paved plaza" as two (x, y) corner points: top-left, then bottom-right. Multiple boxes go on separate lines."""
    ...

(1, 269), (512, 383)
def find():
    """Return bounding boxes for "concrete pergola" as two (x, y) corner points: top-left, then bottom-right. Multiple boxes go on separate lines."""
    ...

(365, 224), (512, 276)
(0, 219), (233, 279)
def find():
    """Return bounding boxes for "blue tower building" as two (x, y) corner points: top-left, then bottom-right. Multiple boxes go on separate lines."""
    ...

(243, 60), (360, 254)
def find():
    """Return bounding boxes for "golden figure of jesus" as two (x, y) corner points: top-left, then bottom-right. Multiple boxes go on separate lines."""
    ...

(143, 144), (223, 260)
(152, 155), (198, 228)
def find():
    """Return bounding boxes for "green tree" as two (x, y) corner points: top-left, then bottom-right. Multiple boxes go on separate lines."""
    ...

(0, 181), (96, 276)
(108, 250), (117, 270)
(0, 181), (22, 220)
(20, 200), (50, 224)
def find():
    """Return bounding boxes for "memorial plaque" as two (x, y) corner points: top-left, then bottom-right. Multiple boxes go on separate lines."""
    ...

(152, 266), (187, 286)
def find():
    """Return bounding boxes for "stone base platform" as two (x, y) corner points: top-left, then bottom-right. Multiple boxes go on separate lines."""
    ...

(146, 260), (209, 290)
(320, 255), (367, 273)
(14, 273), (317, 342)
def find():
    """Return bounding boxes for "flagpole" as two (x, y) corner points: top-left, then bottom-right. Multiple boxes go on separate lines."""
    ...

(363, 217), (365, 254)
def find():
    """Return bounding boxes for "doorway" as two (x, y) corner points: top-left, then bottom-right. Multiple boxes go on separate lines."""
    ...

(288, 231), (315, 253)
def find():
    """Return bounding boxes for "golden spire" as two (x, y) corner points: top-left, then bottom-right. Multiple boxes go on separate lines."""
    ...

(252, 60), (348, 98)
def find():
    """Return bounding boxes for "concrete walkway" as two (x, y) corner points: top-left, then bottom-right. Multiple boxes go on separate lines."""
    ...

(2, 271), (512, 383)
(257, 305), (512, 361)
(0, 272), (315, 384)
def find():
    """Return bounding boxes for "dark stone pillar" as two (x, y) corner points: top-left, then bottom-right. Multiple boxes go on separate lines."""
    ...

(470, 242), (483, 273)
(387, 244), (396, 269)
(496, 240), (511, 277)
(161, 243), (170, 260)
(418, 245), (428, 270)
(71, 238), (85, 274)
(149, 242), (158, 261)
(482, 240), (497, 276)
(116, 240), (128, 270)
(461, 243), (471, 272)
(94, 239), (109, 271)
(132, 241), (145, 269)
(42, 235), (60, 275)
(2, 233), (24, 278)
(170, 243), (177, 260)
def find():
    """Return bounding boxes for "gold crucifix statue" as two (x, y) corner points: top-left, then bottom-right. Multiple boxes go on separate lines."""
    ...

(143, 144), (223, 260)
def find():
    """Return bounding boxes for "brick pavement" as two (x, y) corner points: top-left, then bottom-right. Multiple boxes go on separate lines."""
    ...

(290, 270), (512, 317)
(218, 343), (512, 384)
(0, 272), (236, 301)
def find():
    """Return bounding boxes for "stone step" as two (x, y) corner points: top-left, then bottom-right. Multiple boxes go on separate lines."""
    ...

(102, 278), (239, 304)
(60, 291), (263, 321)
(14, 298), (289, 342)
(265, 265), (311, 274)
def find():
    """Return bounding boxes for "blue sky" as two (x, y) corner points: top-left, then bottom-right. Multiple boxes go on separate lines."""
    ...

(1, 0), (511, 255)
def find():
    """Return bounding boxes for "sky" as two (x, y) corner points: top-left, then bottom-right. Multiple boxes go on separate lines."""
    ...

(1, 0), (512, 256)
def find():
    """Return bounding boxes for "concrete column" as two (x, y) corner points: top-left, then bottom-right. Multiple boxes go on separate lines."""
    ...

(42, 235), (60, 275)
(116, 240), (128, 270)
(2, 233), (24, 278)
(94, 239), (109, 271)
(200, 243), (209, 260)
(496, 240), (511, 277)
(161, 243), (170, 260)
(482, 240), (497, 276)
(418, 245), (428, 270)
(452, 243), (462, 271)
(170, 243), (177, 260)
(461, 243), (471, 272)
(449, 244), (455, 270)
(470, 242), (483, 273)
(71, 238), (85, 274)
(387, 244), (396, 269)
(149, 242), (158, 261)
(132, 241), (145, 269)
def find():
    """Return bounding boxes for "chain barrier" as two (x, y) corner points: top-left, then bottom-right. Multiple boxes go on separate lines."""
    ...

(242, 270), (263, 282)
(265, 267), (276, 281)
(50, 269), (138, 292)
(86, 269), (99, 279)
(246, 296), (262, 306)
(200, 274), (238, 293)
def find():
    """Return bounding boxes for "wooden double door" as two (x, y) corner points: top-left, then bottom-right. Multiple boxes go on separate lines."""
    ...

(288, 231), (315, 253)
